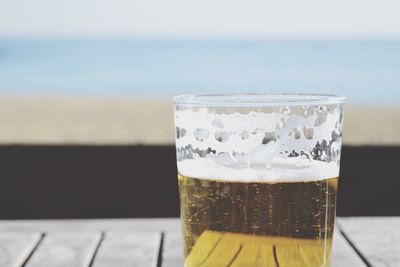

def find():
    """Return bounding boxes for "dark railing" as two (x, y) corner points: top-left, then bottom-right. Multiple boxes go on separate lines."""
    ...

(0, 145), (398, 219)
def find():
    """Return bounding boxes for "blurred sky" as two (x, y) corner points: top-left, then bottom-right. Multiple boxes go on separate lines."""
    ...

(1, 0), (400, 104)
(1, 0), (400, 37)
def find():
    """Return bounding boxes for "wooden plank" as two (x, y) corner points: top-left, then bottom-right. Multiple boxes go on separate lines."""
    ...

(339, 217), (400, 267)
(92, 231), (161, 267)
(25, 231), (102, 267)
(162, 231), (184, 267)
(0, 232), (42, 267)
(0, 218), (179, 232)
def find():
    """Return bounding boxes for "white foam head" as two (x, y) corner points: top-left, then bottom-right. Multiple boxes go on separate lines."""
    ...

(177, 157), (339, 183)
(174, 95), (344, 183)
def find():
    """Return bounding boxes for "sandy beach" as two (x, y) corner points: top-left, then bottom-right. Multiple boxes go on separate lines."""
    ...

(0, 96), (398, 145)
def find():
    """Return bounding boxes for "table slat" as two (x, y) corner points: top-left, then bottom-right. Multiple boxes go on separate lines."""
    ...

(92, 231), (161, 267)
(24, 231), (102, 267)
(340, 217), (400, 267)
(162, 231), (184, 267)
(0, 232), (42, 267)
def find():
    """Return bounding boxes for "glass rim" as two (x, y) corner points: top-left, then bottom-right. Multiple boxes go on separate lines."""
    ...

(173, 93), (345, 107)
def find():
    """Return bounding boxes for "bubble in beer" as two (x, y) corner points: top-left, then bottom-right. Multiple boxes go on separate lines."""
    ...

(193, 128), (209, 142)
(214, 131), (231, 142)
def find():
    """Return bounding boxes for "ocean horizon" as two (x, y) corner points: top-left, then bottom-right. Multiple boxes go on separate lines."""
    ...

(0, 38), (399, 104)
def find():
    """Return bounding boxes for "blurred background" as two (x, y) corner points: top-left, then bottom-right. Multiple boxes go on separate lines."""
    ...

(0, 0), (399, 219)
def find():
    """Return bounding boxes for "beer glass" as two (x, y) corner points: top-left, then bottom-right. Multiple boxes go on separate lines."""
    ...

(173, 94), (345, 267)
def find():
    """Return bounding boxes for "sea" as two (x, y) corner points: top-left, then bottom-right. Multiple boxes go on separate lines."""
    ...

(0, 38), (399, 104)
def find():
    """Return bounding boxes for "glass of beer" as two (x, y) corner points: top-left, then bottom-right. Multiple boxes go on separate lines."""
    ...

(173, 94), (345, 267)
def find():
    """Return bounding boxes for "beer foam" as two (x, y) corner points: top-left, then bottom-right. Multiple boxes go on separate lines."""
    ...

(174, 102), (343, 183)
(177, 157), (339, 183)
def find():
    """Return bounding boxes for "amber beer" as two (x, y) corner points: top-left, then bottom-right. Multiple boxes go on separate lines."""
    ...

(179, 174), (338, 267)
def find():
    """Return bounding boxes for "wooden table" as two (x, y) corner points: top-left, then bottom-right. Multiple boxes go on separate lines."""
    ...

(0, 217), (397, 267)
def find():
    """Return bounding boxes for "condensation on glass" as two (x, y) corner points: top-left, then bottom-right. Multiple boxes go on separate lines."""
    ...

(173, 94), (345, 267)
